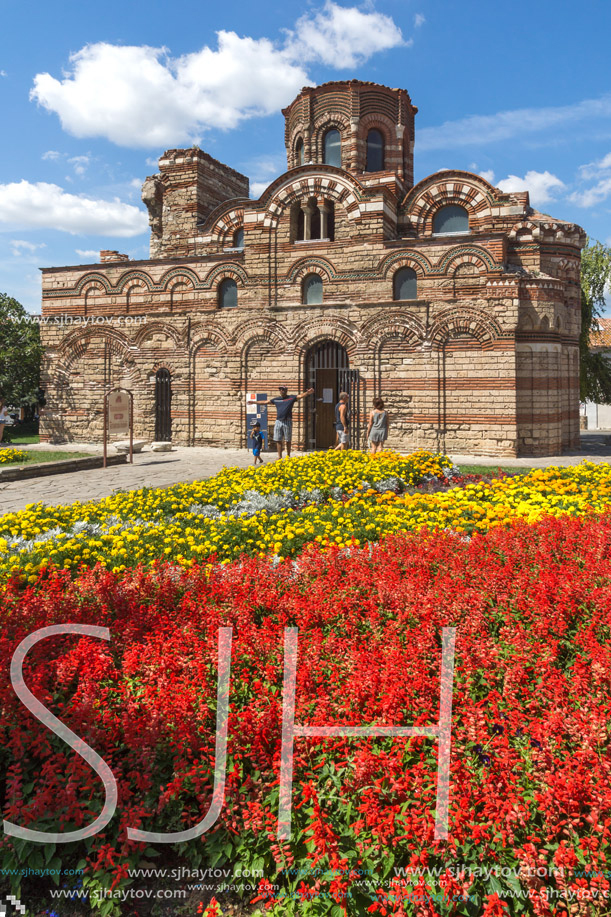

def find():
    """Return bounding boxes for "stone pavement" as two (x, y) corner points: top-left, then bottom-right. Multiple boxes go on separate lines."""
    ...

(0, 433), (610, 514)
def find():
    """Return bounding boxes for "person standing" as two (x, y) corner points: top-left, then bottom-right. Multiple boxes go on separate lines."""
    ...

(250, 422), (264, 466)
(0, 400), (9, 444)
(367, 397), (389, 453)
(264, 385), (314, 459)
(333, 392), (350, 450)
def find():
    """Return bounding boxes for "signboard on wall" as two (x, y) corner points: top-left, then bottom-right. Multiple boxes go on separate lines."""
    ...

(246, 392), (269, 451)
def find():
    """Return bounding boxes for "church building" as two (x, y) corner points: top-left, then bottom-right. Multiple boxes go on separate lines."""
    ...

(39, 80), (586, 456)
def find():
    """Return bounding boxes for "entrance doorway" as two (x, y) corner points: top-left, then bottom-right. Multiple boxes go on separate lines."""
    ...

(305, 341), (361, 449)
(154, 368), (172, 441)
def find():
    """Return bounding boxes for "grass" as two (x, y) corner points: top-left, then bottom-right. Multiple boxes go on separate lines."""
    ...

(3, 421), (40, 445)
(0, 449), (92, 466)
(460, 463), (533, 476)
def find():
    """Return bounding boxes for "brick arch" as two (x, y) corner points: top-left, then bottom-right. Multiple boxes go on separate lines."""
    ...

(81, 280), (106, 316)
(434, 245), (502, 275)
(287, 128), (306, 169)
(133, 320), (182, 349)
(401, 171), (500, 236)
(57, 325), (130, 364)
(188, 322), (231, 357)
(429, 308), (502, 348)
(115, 270), (154, 293)
(150, 361), (176, 375)
(159, 267), (200, 291)
(508, 220), (540, 242)
(291, 317), (358, 356)
(209, 206), (245, 247)
(262, 170), (365, 229)
(357, 113), (395, 166)
(74, 272), (113, 295)
(286, 256), (338, 284)
(360, 311), (425, 349)
(53, 327), (136, 389)
(378, 250), (432, 278)
(234, 320), (290, 355)
(312, 113), (351, 164)
(203, 262), (248, 288)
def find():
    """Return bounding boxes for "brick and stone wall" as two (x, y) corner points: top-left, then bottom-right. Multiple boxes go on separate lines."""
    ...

(39, 80), (586, 457)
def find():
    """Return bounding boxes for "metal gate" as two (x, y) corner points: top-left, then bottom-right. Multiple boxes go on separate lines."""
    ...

(305, 342), (363, 450)
(154, 368), (172, 441)
(339, 367), (364, 449)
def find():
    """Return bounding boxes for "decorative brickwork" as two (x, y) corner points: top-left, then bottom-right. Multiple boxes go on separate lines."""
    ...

(40, 80), (586, 457)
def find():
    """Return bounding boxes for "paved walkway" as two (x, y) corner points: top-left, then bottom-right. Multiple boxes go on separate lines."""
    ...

(0, 433), (610, 514)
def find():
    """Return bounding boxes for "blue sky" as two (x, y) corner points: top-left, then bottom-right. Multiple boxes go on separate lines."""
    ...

(1, 0), (611, 312)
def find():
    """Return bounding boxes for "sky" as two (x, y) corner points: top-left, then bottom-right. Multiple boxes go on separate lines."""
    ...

(1, 0), (611, 312)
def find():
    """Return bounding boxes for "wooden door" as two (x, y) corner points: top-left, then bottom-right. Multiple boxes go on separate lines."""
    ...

(315, 367), (337, 449)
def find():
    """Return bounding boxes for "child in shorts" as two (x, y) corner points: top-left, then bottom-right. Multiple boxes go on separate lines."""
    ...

(251, 422), (264, 465)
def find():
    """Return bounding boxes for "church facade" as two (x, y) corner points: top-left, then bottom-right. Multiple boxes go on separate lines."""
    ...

(39, 80), (586, 456)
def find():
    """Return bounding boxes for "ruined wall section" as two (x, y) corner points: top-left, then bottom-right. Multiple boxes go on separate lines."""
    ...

(142, 148), (249, 260)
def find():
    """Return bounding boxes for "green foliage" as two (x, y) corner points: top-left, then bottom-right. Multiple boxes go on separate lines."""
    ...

(0, 292), (43, 408)
(580, 239), (611, 403)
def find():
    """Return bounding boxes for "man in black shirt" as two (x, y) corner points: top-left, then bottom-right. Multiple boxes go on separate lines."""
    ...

(264, 385), (314, 459)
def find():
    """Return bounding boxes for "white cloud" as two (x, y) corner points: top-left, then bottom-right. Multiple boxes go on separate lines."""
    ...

(571, 152), (611, 207)
(0, 181), (148, 236)
(250, 181), (270, 199)
(245, 152), (286, 197)
(31, 39), (309, 147)
(10, 240), (46, 256)
(286, 2), (405, 67)
(479, 169), (496, 184)
(30, 4), (405, 149)
(496, 170), (565, 206)
(75, 249), (99, 259)
(570, 178), (611, 208)
(42, 150), (61, 160)
(0, 70), (6, 78)
(414, 13), (425, 27)
(67, 154), (91, 176)
(418, 94), (611, 151)
(578, 151), (611, 180)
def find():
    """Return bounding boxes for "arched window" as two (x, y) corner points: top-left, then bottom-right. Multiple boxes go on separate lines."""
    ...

(366, 129), (384, 172)
(323, 129), (341, 168)
(393, 267), (417, 301)
(218, 278), (238, 308)
(295, 138), (305, 166)
(302, 273), (323, 305)
(433, 204), (469, 235)
(233, 227), (244, 249)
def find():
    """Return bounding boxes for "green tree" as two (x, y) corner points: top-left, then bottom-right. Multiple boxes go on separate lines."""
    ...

(0, 292), (43, 407)
(580, 238), (611, 403)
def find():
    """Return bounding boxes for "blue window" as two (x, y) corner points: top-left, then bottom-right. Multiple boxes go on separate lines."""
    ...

(393, 267), (417, 301)
(323, 129), (341, 168)
(233, 227), (244, 248)
(366, 129), (384, 172)
(303, 274), (323, 305)
(295, 138), (305, 166)
(218, 278), (238, 308)
(433, 204), (469, 234)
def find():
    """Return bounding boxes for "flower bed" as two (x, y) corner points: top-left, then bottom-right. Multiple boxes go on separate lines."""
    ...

(1, 451), (611, 584)
(0, 447), (28, 464)
(1, 514), (611, 915)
